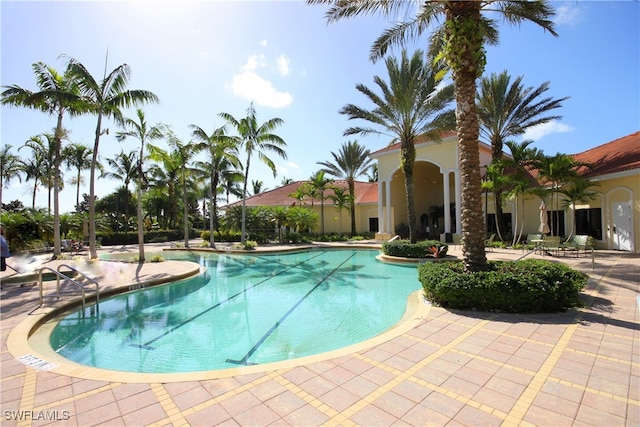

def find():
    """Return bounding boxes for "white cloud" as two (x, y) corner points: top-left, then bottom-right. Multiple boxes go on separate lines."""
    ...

(522, 120), (573, 141)
(554, 5), (583, 26)
(241, 54), (266, 72)
(230, 54), (293, 108)
(230, 71), (292, 108)
(276, 55), (290, 76)
(259, 39), (267, 47)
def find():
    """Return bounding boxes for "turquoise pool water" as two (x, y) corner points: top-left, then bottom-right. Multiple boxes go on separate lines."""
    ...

(50, 249), (421, 373)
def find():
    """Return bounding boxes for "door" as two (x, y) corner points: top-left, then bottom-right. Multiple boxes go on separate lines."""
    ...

(612, 202), (632, 251)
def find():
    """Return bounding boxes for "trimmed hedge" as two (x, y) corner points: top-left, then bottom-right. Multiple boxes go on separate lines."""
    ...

(97, 230), (200, 246)
(419, 259), (587, 313)
(382, 239), (448, 258)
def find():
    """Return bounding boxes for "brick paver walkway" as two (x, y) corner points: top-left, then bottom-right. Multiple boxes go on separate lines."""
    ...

(1, 243), (638, 426)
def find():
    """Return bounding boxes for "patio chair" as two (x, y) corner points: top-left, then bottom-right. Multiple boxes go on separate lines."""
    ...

(526, 233), (543, 253)
(561, 235), (591, 257)
(542, 235), (562, 256)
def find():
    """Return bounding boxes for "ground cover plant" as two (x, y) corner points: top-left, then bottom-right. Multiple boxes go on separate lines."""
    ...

(382, 240), (448, 258)
(419, 259), (587, 313)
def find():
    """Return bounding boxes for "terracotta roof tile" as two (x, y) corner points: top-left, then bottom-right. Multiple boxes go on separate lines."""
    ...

(223, 180), (378, 208)
(572, 131), (640, 178)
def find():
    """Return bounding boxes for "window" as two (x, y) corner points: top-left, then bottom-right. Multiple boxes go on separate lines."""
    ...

(575, 208), (602, 240)
(486, 213), (512, 236)
(369, 218), (379, 232)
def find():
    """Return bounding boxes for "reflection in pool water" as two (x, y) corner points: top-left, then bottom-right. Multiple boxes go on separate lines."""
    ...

(50, 249), (421, 373)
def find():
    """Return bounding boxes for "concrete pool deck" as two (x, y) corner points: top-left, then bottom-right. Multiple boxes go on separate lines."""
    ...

(1, 241), (638, 426)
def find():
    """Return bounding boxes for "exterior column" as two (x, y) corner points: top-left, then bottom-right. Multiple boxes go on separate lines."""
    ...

(443, 170), (451, 233)
(385, 180), (392, 234)
(377, 180), (384, 232)
(455, 170), (461, 234)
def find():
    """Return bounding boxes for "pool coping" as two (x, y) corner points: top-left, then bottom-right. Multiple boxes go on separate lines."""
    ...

(7, 247), (430, 383)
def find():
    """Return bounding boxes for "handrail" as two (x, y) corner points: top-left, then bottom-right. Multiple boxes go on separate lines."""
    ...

(56, 264), (100, 307)
(37, 266), (99, 314)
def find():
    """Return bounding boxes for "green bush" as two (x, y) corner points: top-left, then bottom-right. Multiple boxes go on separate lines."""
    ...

(382, 240), (448, 258)
(200, 230), (242, 243)
(419, 259), (587, 313)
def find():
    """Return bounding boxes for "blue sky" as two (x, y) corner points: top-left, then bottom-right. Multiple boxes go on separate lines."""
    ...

(1, 1), (638, 213)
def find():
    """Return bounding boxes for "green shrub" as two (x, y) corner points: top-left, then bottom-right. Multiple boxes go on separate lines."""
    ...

(233, 240), (258, 250)
(419, 259), (587, 313)
(382, 240), (448, 258)
(201, 230), (242, 243)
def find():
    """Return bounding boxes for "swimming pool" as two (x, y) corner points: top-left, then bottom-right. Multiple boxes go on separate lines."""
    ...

(49, 249), (421, 373)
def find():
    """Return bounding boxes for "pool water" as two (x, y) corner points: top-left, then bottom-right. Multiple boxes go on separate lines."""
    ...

(50, 249), (421, 373)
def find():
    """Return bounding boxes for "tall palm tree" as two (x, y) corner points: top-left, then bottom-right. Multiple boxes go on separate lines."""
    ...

(65, 55), (158, 259)
(149, 134), (200, 247)
(318, 140), (372, 235)
(116, 109), (166, 261)
(309, 170), (333, 235)
(21, 132), (61, 213)
(63, 142), (93, 208)
(102, 149), (138, 231)
(308, 0), (558, 271)
(190, 124), (241, 248)
(0, 144), (23, 209)
(1, 62), (84, 257)
(478, 70), (568, 240)
(502, 139), (544, 245)
(219, 102), (287, 243)
(340, 49), (455, 243)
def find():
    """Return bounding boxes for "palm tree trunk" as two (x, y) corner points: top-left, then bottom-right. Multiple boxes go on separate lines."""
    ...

(401, 141), (417, 243)
(88, 114), (103, 260)
(52, 111), (64, 259)
(241, 154), (251, 244)
(446, 2), (487, 272)
(209, 174), (216, 249)
(183, 170), (189, 248)
(348, 179), (356, 235)
(136, 183), (145, 262)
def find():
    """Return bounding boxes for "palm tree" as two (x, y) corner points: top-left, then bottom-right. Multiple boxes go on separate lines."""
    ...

(63, 142), (93, 208)
(0, 144), (23, 209)
(20, 150), (47, 209)
(502, 139), (544, 245)
(280, 177), (294, 186)
(219, 102), (287, 244)
(289, 185), (309, 206)
(308, 0), (558, 271)
(478, 70), (568, 240)
(318, 140), (372, 235)
(102, 149), (138, 231)
(190, 124), (241, 248)
(366, 164), (378, 183)
(309, 170), (333, 235)
(536, 152), (585, 236)
(2, 61), (85, 257)
(560, 177), (598, 239)
(251, 180), (267, 196)
(21, 133), (61, 213)
(65, 55), (159, 259)
(116, 109), (166, 262)
(326, 185), (350, 234)
(340, 49), (455, 243)
(149, 134), (200, 247)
